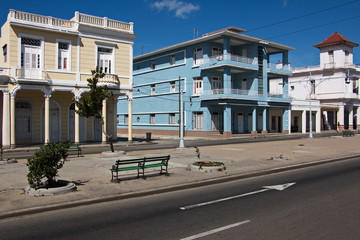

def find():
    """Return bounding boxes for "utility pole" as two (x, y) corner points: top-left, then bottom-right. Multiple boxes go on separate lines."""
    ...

(178, 76), (185, 149)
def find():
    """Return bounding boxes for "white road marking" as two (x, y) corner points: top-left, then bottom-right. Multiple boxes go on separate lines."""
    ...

(179, 220), (251, 240)
(180, 183), (296, 210)
(180, 189), (269, 210)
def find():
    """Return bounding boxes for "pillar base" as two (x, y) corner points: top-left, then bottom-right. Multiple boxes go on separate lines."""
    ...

(261, 130), (268, 135)
(282, 130), (289, 134)
(251, 131), (257, 135)
(223, 131), (232, 138)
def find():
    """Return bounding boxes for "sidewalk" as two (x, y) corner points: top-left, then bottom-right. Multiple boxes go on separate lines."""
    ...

(1, 135), (360, 219)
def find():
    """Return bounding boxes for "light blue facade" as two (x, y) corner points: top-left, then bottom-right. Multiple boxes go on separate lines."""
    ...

(118, 27), (294, 137)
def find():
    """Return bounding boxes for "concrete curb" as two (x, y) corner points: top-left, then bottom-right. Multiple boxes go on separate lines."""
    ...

(1, 153), (358, 220)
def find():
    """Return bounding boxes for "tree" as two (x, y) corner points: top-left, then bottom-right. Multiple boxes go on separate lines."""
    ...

(27, 142), (70, 188)
(73, 67), (115, 152)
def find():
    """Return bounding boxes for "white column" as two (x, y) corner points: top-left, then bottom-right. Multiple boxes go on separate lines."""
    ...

(102, 99), (107, 143)
(316, 110), (321, 133)
(113, 97), (119, 141)
(302, 110), (306, 133)
(10, 95), (15, 148)
(2, 91), (10, 148)
(349, 106), (354, 129)
(74, 102), (80, 144)
(44, 96), (50, 143)
(337, 105), (345, 128)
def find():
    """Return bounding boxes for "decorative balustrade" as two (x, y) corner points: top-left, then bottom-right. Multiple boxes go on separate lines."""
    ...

(76, 12), (133, 32)
(8, 10), (133, 33)
(9, 10), (74, 28)
(98, 74), (120, 85)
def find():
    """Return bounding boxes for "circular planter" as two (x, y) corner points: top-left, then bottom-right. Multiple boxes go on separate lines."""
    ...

(101, 151), (126, 157)
(189, 161), (226, 173)
(24, 180), (77, 196)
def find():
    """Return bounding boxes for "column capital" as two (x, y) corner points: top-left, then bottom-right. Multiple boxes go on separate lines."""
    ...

(10, 84), (21, 98)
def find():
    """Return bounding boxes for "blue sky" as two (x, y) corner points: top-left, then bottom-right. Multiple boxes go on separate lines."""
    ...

(1, 0), (360, 67)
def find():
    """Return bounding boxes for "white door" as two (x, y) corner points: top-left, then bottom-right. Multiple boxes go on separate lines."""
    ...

(238, 113), (244, 133)
(23, 46), (41, 79)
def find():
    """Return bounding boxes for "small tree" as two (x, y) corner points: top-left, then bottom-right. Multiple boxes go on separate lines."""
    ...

(27, 142), (70, 188)
(74, 68), (115, 152)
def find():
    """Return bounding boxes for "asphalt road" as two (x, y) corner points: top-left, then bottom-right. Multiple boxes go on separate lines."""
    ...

(1, 156), (359, 240)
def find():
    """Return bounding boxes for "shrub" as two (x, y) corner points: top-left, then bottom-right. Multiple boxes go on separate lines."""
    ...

(27, 142), (70, 188)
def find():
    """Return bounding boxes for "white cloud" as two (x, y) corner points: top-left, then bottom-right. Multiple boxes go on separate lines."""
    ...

(152, 0), (200, 19)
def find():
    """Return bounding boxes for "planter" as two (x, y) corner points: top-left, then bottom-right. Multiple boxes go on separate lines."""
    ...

(101, 151), (126, 157)
(24, 180), (77, 196)
(189, 161), (226, 172)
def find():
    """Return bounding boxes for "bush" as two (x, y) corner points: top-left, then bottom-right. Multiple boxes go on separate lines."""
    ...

(27, 142), (71, 188)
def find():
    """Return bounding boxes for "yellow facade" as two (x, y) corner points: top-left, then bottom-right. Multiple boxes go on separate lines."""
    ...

(0, 10), (136, 148)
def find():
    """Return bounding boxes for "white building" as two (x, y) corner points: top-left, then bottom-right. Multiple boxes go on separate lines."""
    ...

(271, 32), (360, 133)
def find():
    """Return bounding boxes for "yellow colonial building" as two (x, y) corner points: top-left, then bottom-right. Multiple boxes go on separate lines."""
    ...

(0, 10), (136, 148)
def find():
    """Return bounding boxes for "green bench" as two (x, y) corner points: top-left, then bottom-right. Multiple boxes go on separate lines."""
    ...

(342, 130), (355, 137)
(110, 155), (170, 182)
(66, 143), (82, 157)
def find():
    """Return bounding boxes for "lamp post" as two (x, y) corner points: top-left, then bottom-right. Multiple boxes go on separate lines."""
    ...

(178, 76), (185, 149)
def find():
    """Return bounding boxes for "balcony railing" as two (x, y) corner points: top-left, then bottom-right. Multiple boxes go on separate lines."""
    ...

(268, 63), (291, 71)
(98, 74), (120, 85)
(8, 10), (134, 33)
(75, 12), (133, 33)
(204, 54), (258, 66)
(15, 68), (48, 80)
(9, 10), (74, 28)
(324, 62), (336, 69)
(203, 88), (259, 96)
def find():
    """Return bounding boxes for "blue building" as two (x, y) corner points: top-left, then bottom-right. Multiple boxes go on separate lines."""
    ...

(118, 27), (294, 138)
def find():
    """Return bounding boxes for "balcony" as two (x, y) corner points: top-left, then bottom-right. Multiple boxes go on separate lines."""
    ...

(8, 10), (134, 33)
(200, 54), (258, 71)
(98, 74), (120, 86)
(267, 62), (292, 76)
(200, 88), (289, 101)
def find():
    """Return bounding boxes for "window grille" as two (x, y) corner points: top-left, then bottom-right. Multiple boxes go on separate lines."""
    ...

(21, 38), (41, 46)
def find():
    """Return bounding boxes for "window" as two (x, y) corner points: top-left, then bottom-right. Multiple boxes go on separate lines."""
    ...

(57, 41), (70, 70)
(170, 81), (176, 93)
(193, 77), (203, 95)
(124, 114), (128, 124)
(151, 60), (155, 70)
(212, 47), (222, 56)
(169, 113), (176, 124)
(328, 51), (334, 63)
(193, 112), (203, 130)
(97, 47), (113, 74)
(193, 48), (203, 66)
(211, 77), (222, 89)
(151, 84), (155, 95)
(170, 55), (176, 65)
(150, 114), (155, 124)
(3, 44), (7, 63)
(310, 80), (316, 94)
